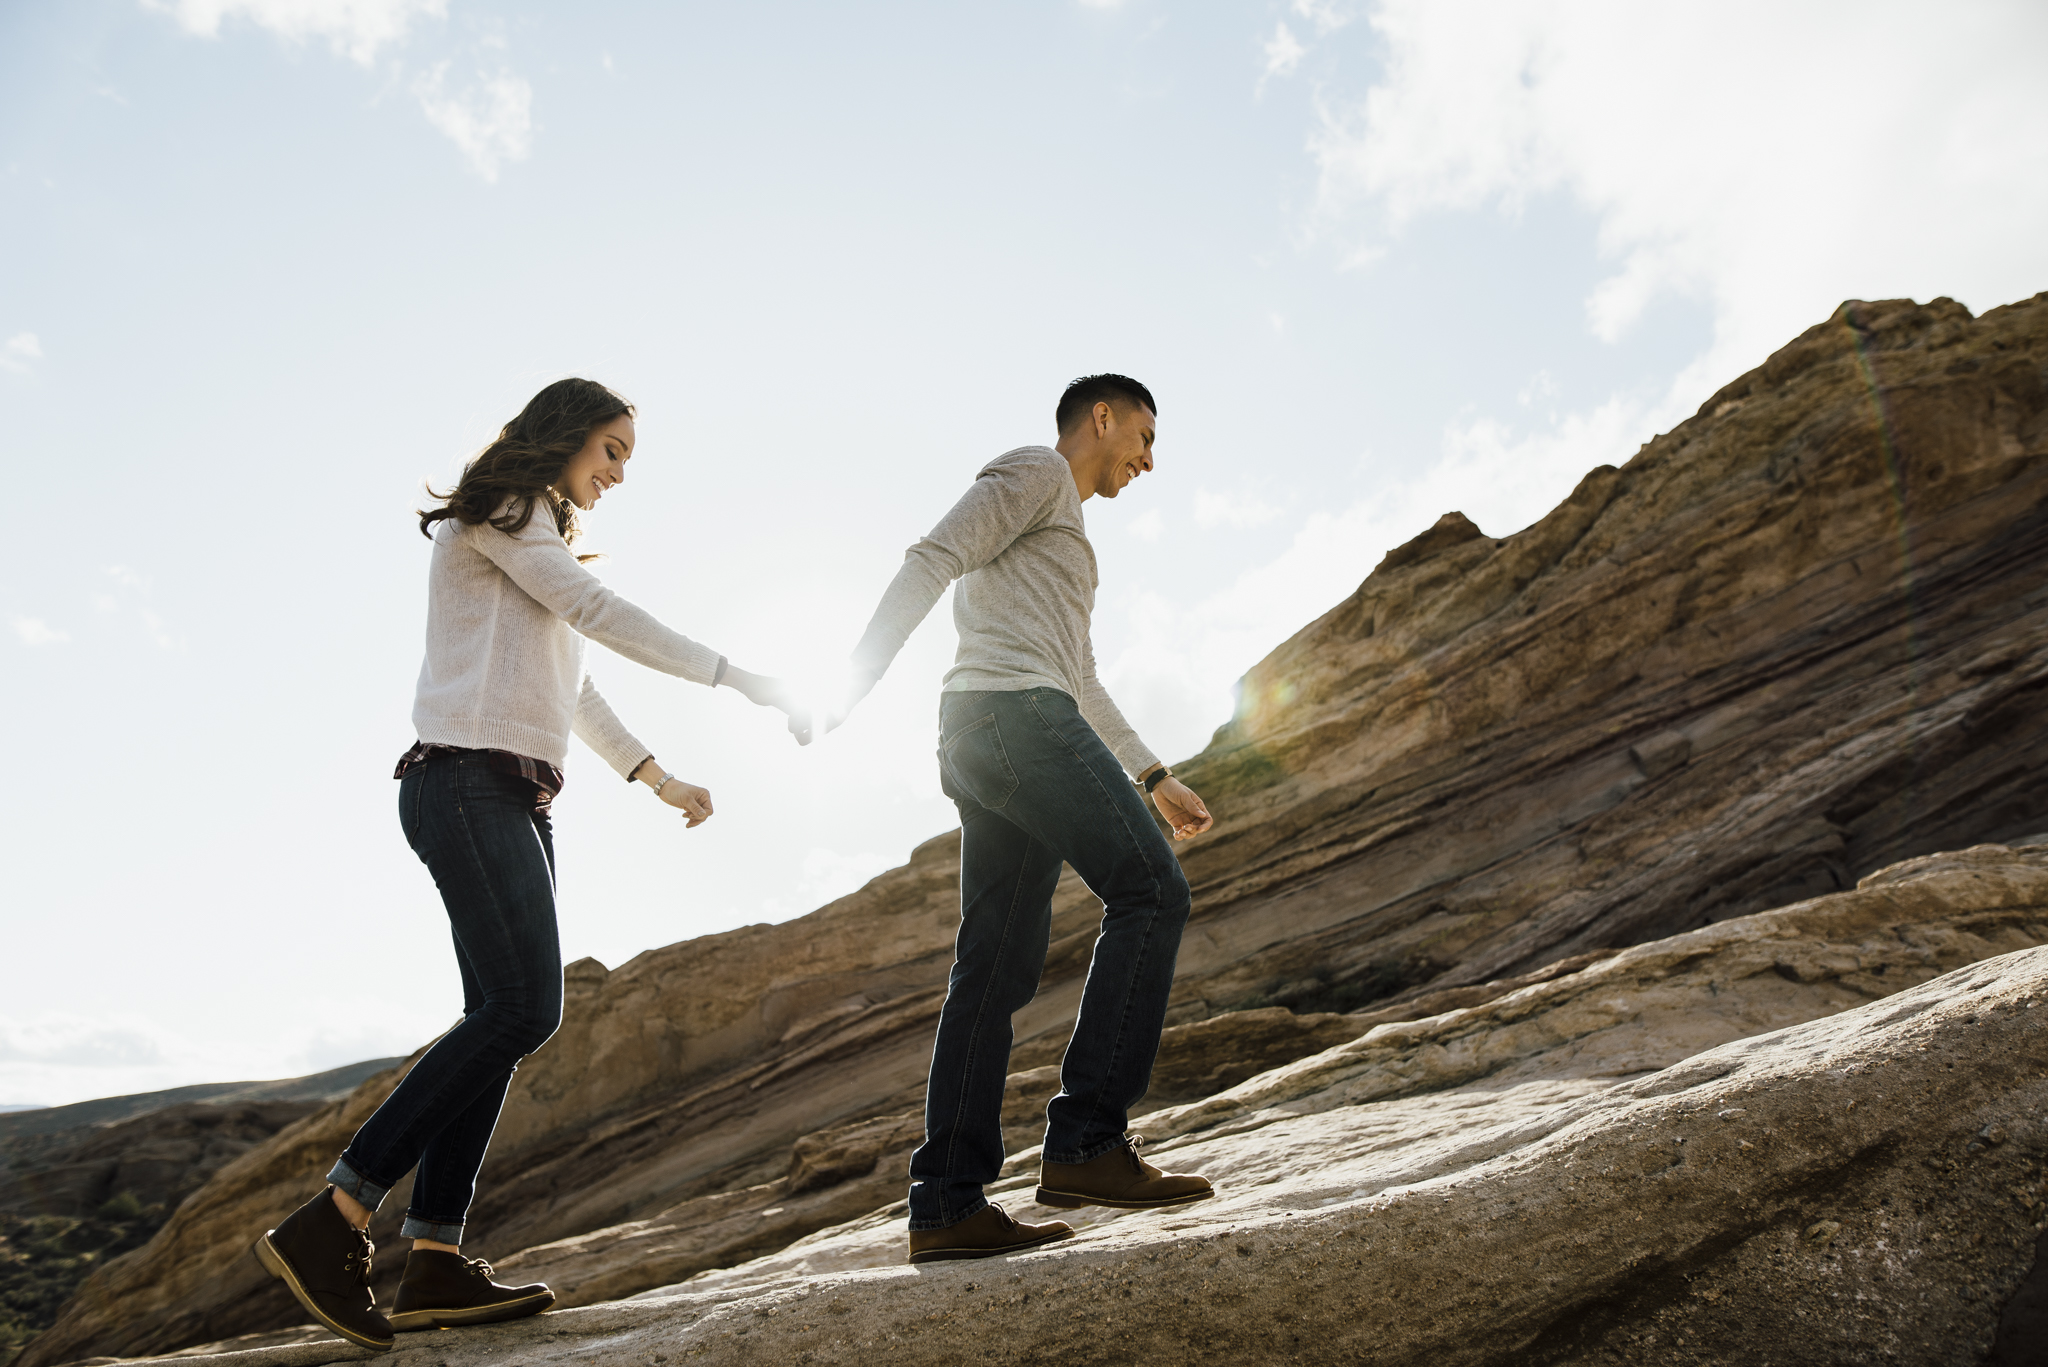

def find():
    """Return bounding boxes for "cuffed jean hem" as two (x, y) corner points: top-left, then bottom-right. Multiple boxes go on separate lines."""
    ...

(401, 1214), (467, 1243)
(1042, 1132), (1134, 1166)
(906, 1195), (988, 1232)
(327, 1157), (390, 1212)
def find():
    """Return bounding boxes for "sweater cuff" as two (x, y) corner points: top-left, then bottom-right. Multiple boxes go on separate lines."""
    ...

(674, 639), (723, 687)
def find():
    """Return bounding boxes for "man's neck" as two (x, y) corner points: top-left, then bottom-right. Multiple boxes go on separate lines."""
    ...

(1055, 439), (1101, 502)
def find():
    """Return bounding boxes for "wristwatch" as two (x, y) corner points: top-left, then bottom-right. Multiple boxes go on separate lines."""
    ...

(1142, 767), (1171, 794)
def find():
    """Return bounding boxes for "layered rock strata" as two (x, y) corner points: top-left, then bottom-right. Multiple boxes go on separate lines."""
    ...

(22, 293), (2048, 1364)
(88, 842), (2048, 1366)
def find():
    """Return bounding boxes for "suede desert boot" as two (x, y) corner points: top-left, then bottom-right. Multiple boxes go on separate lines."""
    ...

(252, 1188), (394, 1351)
(1036, 1135), (1214, 1210)
(388, 1249), (555, 1331)
(906, 1204), (1074, 1264)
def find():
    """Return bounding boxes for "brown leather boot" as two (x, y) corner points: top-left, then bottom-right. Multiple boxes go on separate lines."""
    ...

(387, 1249), (555, 1331)
(1036, 1135), (1214, 1210)
(906, 1203), (1074, 1264)
(252, 1188), (394, 1351)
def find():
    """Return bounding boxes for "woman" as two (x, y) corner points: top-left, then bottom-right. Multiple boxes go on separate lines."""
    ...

(252, 378), (784, 1351)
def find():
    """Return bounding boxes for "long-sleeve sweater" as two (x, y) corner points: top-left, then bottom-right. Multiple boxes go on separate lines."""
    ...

(411, 502), (722, 777)
(850, 445), (1161, 779)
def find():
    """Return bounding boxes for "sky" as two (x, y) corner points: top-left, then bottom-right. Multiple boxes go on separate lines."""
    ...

(4, 0), (2045, 1108)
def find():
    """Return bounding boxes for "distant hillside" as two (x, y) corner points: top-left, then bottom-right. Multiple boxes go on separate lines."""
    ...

(0, 1059), (404, 1144)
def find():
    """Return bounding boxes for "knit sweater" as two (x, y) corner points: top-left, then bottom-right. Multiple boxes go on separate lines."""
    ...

(851, 445), (1160, 779)
(411, 502), (722, 778)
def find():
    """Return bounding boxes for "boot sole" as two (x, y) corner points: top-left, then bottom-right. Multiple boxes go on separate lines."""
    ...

(907, 1227), (1074, 1264)
(252, 1234), (394, 1352)
(1033, 1186), (1215, 1211)
(388, 1290), (556, 1332)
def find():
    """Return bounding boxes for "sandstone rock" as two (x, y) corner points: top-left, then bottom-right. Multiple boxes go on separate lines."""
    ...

(27, 293), (2048, 1364)
(85, 843), (2048, 1366)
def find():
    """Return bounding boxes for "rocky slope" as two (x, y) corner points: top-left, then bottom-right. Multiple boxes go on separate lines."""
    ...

(21, 292), (2048, 1365)
(0, 1064), (400, 1367)
(82, 840), (2048, 1365)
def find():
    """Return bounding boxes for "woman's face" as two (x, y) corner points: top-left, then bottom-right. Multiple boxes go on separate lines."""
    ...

(553, 415), (636, 511)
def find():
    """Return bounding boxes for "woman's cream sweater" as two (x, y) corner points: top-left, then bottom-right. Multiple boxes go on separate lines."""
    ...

(411, 503), (720, 778)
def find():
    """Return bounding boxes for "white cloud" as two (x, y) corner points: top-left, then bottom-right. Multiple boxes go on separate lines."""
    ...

(147, 1), (535, 182)
(1517, 369), (1559, 409)
(12, 617), (70, 647)
(414, 61), (533, 181)
(0, 333), (41, 373)
(1308, 0), (2048, 395)
(1193, 488), (1281, 531)
(1263, 22), (1306, 84)
(99, 565), (188, 651)
(0, 1016), (167, 1068)
(1292, 0), (1356, 34)
(1128, 508), (1166, 543)
(144, 0), (445, 66)
(795, 846), (897, 909)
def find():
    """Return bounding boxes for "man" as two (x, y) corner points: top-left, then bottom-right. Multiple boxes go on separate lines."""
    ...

(817, 373), (1217, 1263)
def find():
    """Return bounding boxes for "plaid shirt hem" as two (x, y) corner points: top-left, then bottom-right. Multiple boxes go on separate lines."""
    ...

(395, 741), (565, 810)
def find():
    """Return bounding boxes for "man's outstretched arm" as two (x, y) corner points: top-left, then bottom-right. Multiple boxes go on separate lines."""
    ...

(792, 456), (1064, 743)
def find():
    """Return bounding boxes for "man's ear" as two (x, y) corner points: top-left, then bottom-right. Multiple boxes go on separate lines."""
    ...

(1094, 400), (1114, 438)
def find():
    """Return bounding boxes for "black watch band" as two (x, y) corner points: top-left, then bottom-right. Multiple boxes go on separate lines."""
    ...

(1143, 767), (1170, 793)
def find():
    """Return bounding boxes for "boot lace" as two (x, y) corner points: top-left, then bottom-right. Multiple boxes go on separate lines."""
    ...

(343, 1229), (376, 1285)
(464, 1257), (496, 1280)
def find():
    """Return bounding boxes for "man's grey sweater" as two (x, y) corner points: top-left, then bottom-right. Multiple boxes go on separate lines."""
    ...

(851, 445), (1160, 779)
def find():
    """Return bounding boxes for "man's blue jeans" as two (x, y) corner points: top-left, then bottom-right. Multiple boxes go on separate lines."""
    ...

(907, 688), (1192, 1230)
(327, 750), (564, 1243)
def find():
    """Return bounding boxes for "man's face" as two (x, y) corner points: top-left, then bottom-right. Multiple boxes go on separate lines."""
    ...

(1094, 402), (1156, 499)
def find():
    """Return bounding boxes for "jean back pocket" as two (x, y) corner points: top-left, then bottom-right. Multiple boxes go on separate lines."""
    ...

(941, 712), (1020, 810)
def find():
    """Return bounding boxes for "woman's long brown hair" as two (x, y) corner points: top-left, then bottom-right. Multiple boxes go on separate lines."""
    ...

(419, 378), (634, 561)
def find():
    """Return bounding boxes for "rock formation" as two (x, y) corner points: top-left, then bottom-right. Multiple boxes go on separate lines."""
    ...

(19, 292), (2048, 1365)
(0, 1065), (403, 1366)
(75, 839), (2048, 1364)
(1, 1104), (324, 1223)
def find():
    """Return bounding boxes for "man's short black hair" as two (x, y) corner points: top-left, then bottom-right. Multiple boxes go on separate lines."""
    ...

(1056, 373), (1157, 434)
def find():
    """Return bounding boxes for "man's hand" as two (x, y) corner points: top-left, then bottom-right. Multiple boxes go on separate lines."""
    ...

(789, 667), (879, 747)
(1150, 775), (1213, 841)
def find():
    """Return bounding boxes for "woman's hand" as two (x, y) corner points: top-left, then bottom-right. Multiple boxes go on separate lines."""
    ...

(720, 664), (796, 712)
(634, 758), (713, 827)
(1149, 774), (1213, 841)
(658, 779), (713, 827)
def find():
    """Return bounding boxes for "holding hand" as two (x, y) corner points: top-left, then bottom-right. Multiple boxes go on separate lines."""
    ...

(1148, 773), (1213, 841)
(719, 662), (843, 745)
(787, 667), (878, 747)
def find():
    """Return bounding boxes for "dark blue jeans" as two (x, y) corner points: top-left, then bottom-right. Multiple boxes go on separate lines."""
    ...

(907, 688), (1192, 1230)
(328, 750), (563, 1243)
